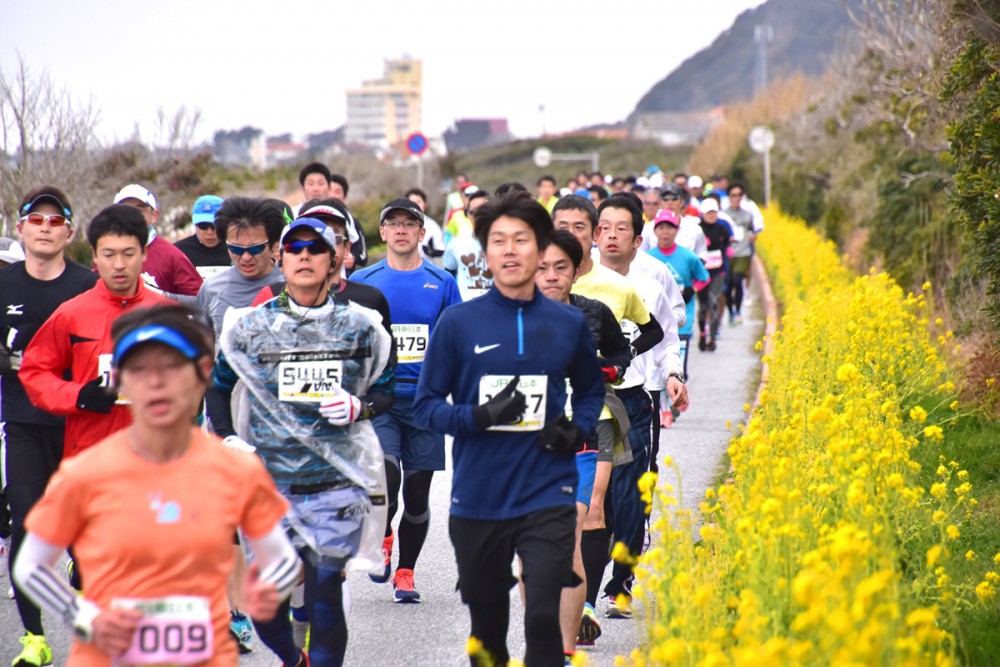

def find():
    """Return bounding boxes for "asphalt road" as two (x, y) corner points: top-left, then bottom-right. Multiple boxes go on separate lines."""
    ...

(0, 288), (763, 666)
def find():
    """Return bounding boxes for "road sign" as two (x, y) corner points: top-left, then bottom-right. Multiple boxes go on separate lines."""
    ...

(748, 126), (775, 154)
(406, 132), (428, 156)
(532, 146), (552, 168)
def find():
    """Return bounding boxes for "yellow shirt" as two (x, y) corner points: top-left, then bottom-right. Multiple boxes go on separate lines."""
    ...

(573, 263), (651, 326)
(538, 196), (558, 214)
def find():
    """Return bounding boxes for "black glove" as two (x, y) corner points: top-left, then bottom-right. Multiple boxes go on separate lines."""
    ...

(537, 415), (584, 453)
(77, 377), (116, 414)
(473, 375), (527, 429)
(681, 286), (695, 303)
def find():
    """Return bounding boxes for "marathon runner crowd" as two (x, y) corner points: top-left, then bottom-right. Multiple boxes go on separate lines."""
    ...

(0, 161), (763, 667)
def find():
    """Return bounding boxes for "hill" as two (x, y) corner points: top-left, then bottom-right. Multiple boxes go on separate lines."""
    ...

(630, 0), (859, 118)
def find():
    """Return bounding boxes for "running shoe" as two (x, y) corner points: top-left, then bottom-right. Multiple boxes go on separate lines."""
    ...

(392, 568), (421, 603)
(577, 602), (602, 646)
(369, 530), (393, 583)
(230, 611), (254, 653)
(707, 338), (717, 352)
(285, 649), (310, 667)
(698, 335), (707, 351)
(604, 593), (633, 619)
(12, 633), (52, 666)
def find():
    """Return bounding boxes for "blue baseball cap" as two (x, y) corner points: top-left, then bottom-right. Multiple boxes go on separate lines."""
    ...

(279, 217), (337, 250)
(112, 325), (200, 368)
(192, 195), (223, 225)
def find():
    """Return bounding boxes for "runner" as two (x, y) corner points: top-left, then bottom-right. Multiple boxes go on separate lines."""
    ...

(0, 186), (98, 666)
(637, 183), (707, 257)
(722, 182), (761, 325)
(13, 303), (299, 666)
(414, 192), (605, 666)
(405, 188), (445, 264)
(174, 195), (232, 280)
(208, 218), (394, 666)
(113, 184), (203, 299)
(647, 209), (710, 422)
(352, 198), (461, 602)
(536, 175), (560, 214)
(20, 203), (167, 460)
(442, 190), (493, 301)
(697, 198), (732, 351)
(535, 229), (632, 661)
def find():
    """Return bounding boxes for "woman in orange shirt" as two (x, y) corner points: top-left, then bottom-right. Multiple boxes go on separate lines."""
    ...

(14, 304), (302, 666)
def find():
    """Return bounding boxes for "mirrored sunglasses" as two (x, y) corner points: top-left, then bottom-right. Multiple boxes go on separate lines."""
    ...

(227, 241), (269, 256)
(21, 213), (69, 227)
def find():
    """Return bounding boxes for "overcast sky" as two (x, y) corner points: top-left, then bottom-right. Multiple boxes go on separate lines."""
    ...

(1, 0), (765, 145)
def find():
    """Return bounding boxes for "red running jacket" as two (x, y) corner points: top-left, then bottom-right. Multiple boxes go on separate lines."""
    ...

(20, 279), (167, 457)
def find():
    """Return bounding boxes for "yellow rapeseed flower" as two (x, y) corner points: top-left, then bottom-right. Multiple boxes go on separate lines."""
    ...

(908, 406), (927, 423)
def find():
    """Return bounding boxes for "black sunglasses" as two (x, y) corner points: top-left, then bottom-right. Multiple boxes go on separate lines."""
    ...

(283, 239), (329, 255)
(195, 222), (215, 231)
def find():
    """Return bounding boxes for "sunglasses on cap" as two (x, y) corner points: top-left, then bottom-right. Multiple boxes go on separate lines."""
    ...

(282, 239), (331, 255)
(227, 241), (269, 256)
(20, 213), (70, 227)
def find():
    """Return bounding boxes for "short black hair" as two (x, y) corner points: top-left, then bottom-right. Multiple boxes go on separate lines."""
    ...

(111, 303), (215, 380)
(547, 229), (584, 269)
(495, 182), (528, 197)
(474, 191), (552, 250)
(587, 185), (607, 202)
(330, 174), (349, 197)
(727, 181), (748, 195)
(672, 172), (688, 181)
(589, 171), (604, 180)
(215, 196), (285, 245)
(298, 162), (331, 187)
(552, 194), (599, 231)
(599, 194), (644, 238)
(537, 175), (557, 187)
(86, 204), (149, 249)
(466, 190), (491, 209)
(405, 187), (428, 202)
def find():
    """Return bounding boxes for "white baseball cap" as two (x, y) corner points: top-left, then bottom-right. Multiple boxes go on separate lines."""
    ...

(113, 184), (158, 210)
(0, 238), (25, 264)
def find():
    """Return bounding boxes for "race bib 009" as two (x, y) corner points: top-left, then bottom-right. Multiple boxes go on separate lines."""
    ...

(278, 358), (344, 403)
(392, 324), (429, 364)
(112, 596), (212, 666)
(479, 374), (547, 432)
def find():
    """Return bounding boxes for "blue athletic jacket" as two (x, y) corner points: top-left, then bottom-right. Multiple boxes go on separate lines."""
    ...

(414, 285), (604, 520)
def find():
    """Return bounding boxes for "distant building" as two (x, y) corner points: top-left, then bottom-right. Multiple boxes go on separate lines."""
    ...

(265, 134), (307, 167)
(443, 119), (512, 153)
(345, 58), (422, 150)
(213, 126), (266, 169)
(629, 108), (724, 146)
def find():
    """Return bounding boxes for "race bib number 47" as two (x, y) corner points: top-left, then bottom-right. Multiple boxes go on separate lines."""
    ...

(479, 374), (547, 432)
(392, 324), (429, 364)
(112, 595), (212, 666)
(279, 358), (344, 403)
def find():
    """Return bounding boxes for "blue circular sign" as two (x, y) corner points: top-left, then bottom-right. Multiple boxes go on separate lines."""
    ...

(406, 132), (428, 155)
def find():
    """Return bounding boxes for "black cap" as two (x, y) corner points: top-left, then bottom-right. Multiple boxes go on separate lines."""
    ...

(19, 186), (73, 221)
(379, 198), (424, 225)
(660, 183), (685, 199)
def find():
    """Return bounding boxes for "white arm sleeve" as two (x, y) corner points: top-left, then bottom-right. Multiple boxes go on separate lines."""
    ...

(14, 533), (100, 632)
(246, 524), (302, 599)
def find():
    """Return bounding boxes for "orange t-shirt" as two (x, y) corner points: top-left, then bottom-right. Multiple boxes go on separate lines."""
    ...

(26, 427), (289, 666)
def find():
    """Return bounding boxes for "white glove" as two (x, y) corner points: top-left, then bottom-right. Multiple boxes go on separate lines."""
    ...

(319, 386), (362, 426)
(222, 435), (256, 453)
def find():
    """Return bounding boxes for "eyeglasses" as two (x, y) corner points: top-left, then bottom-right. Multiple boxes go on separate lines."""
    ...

(283, 239), (329, 255)
(382, 220), (421, 230)
(194, 222), (215, 231)
(21, 213), (69, 227)
(227, 241), (269, 256)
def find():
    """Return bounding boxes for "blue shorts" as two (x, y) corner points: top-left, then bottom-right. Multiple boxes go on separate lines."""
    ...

(372, 394), (445, 471)
(575, 451), (598, 507)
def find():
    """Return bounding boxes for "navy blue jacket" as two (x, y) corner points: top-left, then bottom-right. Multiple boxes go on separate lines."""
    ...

(414, 285), (604, 520)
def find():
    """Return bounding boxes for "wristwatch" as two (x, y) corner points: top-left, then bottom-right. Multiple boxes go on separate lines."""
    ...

(73, 598), (100, 643)
(667, 371), (686, 383)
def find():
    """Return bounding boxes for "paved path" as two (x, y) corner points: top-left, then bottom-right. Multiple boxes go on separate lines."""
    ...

(0, 287), (763, 666)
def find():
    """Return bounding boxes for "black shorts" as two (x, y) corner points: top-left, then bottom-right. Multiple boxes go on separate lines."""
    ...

(449, 505), (577, 605)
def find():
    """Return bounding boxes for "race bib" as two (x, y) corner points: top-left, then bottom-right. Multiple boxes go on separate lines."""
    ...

(195, 265), (229, 280)
(704, 250), (724, 270)
(392, 324), (429, 364)
(732, 224), (746, 243)
(112, 596), (212, 666)
(620, 319), (638, 342)
(279, 357), (344, 403)
(479, 374), (547, 432)
(98, 353), (130, 405)
(565, 379), (573, 420)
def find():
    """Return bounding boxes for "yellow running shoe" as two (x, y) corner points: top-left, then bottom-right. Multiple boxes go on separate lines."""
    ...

(12, 633), (52, 667)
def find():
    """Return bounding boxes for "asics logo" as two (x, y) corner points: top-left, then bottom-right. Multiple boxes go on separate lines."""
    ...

(474, 343), (500, 354)
(6, 304), (23, 315)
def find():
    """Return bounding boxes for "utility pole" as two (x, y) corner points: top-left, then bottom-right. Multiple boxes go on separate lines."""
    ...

(754, 24), (773, 96)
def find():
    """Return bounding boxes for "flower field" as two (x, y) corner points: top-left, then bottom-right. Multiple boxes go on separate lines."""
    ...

(622, 207), (996, 666)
